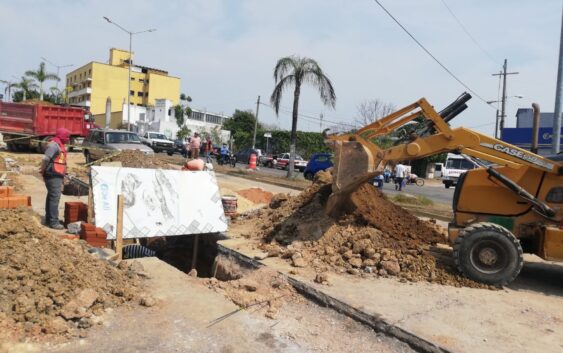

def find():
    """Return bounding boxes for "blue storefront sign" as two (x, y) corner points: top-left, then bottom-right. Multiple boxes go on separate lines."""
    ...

(502, 127), (563, 147)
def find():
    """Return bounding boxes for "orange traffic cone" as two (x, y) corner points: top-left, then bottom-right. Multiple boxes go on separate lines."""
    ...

(249, 153), (257, 170)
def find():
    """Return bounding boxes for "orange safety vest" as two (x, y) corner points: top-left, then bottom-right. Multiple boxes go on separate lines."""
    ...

(49, 138), (67, 176)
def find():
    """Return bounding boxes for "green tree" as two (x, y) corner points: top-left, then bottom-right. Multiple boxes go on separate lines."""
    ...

(13, 77), (38, 101)
(270, 56), (336, 177)
(176, 126), (191, 139)
(223, 110), (261, 149)
(174, 104), (185, 127)
(25, 62), (59, 101)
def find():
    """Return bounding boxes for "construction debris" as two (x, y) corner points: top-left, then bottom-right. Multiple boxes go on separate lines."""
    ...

(232, 170), (491, 288)
(0, 208), (145, 342)
(205, 256), (298, 319)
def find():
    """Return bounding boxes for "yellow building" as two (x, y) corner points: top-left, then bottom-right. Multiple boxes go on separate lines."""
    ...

(66, 48), (180, 116)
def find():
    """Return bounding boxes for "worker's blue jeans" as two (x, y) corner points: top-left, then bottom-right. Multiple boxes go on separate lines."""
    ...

(44, 176), (63, 226)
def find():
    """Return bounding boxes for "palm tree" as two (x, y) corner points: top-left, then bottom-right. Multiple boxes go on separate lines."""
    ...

(25, 62), (59, 101)
(49, 86), (63, 103)
(270, 56), (336, 177)
(15, 77), (38, 101)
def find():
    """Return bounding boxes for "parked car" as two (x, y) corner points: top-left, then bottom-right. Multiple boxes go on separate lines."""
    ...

(173, 139), (187, 156)
(303, 153), (333, 180)
(275, 153), (308, 172)
(140, 131), (174, 155)
(82, 129), (154, 163)
(233, 148), (262, 164)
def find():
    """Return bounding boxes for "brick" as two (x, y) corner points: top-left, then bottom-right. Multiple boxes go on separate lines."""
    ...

(7, 196), (28, 208)
(0, 186), (13, 198)
(95, 228), (107, 239)
(80, 223), (96, 232)
(60, 234), (80, 240)
(0, 198), (7, 209)
(26, 196), (32, 207)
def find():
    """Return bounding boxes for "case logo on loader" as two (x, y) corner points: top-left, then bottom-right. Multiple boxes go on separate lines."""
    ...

(480, 143), (554, 170)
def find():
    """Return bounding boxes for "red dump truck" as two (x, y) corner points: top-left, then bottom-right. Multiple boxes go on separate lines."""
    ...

(0, 101), (96, 152)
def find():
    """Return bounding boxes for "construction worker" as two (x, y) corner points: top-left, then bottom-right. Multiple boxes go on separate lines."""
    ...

(190, 132), (201, 159)
(39, 128), (70, 229)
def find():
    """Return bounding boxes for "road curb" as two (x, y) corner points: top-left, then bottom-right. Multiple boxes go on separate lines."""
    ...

(217, 242), (455, 353)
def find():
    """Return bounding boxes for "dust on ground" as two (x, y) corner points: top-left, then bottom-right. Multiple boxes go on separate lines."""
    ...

(231, 170), (490, 289)
(0, 208), (147, 344)
(204, 256), (298, 319)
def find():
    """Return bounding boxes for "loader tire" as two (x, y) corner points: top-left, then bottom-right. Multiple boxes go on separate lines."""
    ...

(453, 222), (523, 286)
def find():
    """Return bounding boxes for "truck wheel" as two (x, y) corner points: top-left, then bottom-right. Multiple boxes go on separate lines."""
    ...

(84, 150), (92, 164)
(167, 150), (174, 156)
(444, 181), (451, 189)
(453, 222), (523, 286)
(304, 172), (314, 180)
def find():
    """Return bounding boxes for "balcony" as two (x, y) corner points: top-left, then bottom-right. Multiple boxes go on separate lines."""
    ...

(68, 87), (92, 98)
(70, 100), (91, 107)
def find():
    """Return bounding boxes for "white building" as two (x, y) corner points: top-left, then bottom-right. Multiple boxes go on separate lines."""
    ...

(121, 99), (231, 142)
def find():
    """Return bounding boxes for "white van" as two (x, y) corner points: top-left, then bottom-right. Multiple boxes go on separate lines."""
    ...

(434, 153), (477, 189)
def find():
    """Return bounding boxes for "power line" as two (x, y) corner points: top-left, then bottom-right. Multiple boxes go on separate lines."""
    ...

(438, 0), (499, 66)
(372, 0), (494, 109)
(259, 102), (356, 128)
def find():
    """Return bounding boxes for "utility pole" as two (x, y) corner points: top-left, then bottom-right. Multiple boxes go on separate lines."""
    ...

(552, 4), (563, 154)
(252, 95), (260, 149)
(492, 59), (519, 139)
(319, 113), (324, 132)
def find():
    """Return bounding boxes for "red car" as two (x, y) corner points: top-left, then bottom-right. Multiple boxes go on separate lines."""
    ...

(274, 153), (308, 172)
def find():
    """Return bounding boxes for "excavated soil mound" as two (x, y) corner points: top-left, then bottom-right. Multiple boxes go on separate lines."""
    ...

(0, 155), (7, 171)
(94, 150), (174, 169)
(237, 188), (273, 205)
(233, 170), (489, 288)
(205, 257), (298, 319)
(0, 209), (146, 342)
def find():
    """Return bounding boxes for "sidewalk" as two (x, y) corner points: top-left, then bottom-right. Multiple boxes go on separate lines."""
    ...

(218, 237), (563, 353)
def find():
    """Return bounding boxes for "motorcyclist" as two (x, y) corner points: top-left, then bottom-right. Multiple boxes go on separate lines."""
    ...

(220, 144), (230, 165)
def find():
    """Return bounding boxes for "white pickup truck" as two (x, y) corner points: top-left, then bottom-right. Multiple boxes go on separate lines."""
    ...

(140, 131), (175, 155)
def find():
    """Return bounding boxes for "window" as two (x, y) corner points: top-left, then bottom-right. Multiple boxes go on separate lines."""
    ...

(137, 91), (144, 97)
(105, 132), (141, 144)
(131, 77), (135, 81)
(546, 187), (563, 203)
(445, 159), (475, 170)
(130, 90), (134, 96)
(88, 69), (91, 75)
(139, 79), (145, 83)
(315, 155), (329, 162)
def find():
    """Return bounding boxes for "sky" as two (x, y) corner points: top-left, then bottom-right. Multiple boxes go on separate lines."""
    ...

(1, 0), (562, 136)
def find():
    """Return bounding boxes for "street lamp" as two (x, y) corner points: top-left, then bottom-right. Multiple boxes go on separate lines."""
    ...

(486, 96), (523, 139)
(41, 57), (73, 103)
(103, 16), (156, 131)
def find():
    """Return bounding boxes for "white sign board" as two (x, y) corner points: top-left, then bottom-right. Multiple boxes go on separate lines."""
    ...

(91, 166), (228, 239)
(264, 132), (272, 138)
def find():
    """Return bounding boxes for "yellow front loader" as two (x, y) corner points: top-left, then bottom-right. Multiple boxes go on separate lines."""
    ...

(326, 93), (563, 285)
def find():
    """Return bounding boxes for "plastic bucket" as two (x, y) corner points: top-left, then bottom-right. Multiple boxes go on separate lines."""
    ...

(221, 195), (238, 216)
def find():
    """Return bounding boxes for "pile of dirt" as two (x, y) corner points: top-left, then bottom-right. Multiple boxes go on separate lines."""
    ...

(0, 209), (147, 342)
(204, 256), (298, 319)
(0, 155), (7, 171)
(233, 170), (488, 288)
(237, 188), (273, 205)
(94, 150), (176, 169)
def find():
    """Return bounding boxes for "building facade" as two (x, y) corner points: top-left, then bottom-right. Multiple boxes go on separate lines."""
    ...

(65, 48), (180, 115)
(502, 108), (561, 156)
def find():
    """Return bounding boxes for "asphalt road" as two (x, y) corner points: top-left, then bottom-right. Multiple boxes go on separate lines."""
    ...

(232, 160), (455, 205)
(380, 180), (455, 205)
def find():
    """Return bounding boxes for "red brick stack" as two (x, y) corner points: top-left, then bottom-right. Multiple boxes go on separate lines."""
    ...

(80, 223), (108, 248)
(0, 186), (31, 209)
(64, 202), (88, 226)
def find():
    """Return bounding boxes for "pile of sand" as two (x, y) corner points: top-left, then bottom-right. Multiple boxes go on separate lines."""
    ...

(237, 188), (273, 205)
(0, 209), (146, 342)
(233, 171), (488, 288)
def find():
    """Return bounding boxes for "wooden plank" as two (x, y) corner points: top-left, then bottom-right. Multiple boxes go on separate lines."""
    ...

(115, 194), (124, 261)
(191, 234), (200, 271)
(87, 187), (94, 223)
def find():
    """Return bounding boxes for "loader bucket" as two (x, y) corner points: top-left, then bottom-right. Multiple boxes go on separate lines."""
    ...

(325, 140), (381, 216)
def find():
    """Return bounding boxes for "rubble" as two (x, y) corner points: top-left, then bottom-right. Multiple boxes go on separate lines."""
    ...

(0, 208), (144, 342)
(232, 170), (491, 288)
